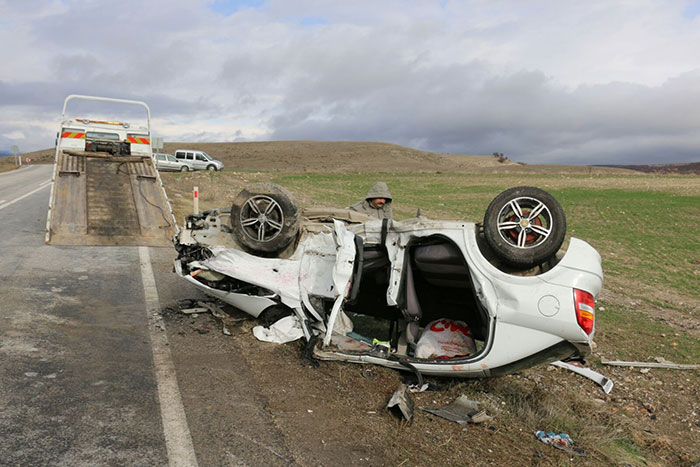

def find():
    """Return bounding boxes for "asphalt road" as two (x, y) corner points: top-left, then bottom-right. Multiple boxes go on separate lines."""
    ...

(0, 165), (293, 466)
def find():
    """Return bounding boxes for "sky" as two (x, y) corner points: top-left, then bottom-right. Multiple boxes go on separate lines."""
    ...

(1, 0), (700, 165)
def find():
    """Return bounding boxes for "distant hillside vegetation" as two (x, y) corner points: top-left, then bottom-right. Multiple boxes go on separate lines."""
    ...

(606, 162), (700, 175)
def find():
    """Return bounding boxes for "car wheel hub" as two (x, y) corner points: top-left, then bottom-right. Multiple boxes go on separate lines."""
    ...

(240, 195), (284, 243)
(497, 197), (553, 249)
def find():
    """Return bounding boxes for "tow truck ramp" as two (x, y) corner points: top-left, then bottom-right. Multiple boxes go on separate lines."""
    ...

(46, 95), (176, 247)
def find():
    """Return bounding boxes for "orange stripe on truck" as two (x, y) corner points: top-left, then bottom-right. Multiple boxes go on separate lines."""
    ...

(61, 131), (85, 139)
(127, 136), (150, 144)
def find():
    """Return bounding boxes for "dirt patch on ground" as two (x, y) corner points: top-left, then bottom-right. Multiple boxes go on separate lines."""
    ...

(161, 300), (699, 466)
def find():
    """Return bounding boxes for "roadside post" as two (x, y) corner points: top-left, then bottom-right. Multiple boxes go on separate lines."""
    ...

(10, 145), (20, 167)
(193, 186), (199, 214)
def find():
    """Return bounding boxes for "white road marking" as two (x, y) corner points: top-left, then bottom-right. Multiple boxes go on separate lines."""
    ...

(0, 179), (52, 211)
(139, 247), (199, 467)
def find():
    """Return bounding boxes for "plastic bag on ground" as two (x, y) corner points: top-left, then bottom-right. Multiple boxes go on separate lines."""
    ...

(415, 319), (476, 359)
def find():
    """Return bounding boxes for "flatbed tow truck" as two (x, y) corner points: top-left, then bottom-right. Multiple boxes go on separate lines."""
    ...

(45, 94), (176, 246)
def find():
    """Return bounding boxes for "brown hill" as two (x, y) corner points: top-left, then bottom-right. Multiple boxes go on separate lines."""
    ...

(162, 141), (515, 173)
(161, 141), (636, 174)
(23, 141), (640, 174)
(22, 148), (55, 164)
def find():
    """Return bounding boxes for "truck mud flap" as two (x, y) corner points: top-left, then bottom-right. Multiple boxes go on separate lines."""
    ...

(46, 150), (176, 247)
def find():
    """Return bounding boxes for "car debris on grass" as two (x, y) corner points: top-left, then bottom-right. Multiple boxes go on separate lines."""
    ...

(534, 431), (585, 457)
(386, 383), (415, 423)
(550, 360), (614, 394)
(601, 357), (699, 370)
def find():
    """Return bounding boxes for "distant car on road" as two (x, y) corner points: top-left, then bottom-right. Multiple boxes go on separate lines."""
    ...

(152, 153), (189, 172)
(174, 149), (224, 171)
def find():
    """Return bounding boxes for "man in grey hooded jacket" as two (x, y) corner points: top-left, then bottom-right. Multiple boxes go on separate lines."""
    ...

(349, 181), (393, 219)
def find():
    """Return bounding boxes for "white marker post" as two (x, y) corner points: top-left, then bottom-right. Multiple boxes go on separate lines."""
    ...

(10, 145), (20, 167)
(193, 186), (199, 214)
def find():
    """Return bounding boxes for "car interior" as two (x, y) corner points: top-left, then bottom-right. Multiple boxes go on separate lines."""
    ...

(343, 234), (490, 359)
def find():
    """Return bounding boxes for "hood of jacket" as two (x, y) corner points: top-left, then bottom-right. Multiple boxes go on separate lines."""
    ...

(365, 182), (392, 201)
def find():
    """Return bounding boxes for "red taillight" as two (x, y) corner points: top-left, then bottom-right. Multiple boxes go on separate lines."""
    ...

(574, 288), (595, 335)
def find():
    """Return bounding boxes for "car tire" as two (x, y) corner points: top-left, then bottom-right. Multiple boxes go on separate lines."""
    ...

(483, 186), (566, 268)
(230, 183), (300, 255)
(259, 304), (294, 326)
(207, 165), (217, 171)
(180, 166), (189, 172)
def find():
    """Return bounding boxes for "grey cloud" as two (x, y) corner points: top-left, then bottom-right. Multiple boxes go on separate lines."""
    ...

(0, 80), (210, 117)
(265, 58), (700, 164)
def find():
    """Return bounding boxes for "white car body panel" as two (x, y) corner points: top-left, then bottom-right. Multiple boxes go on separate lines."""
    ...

(175, 260), (276, 317)
(205, 248), (304, 310)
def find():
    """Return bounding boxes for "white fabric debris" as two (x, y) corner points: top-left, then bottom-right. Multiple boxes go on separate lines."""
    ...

(252, 315), (304, 343)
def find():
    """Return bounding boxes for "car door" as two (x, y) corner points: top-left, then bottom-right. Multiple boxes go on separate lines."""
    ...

(194, 152), (208, 170)
(159, 154), (174, 170)
(186, 152), (195, 169)
(154, 154), (166, 170)
(175, 151), (192, 169)
(166, 155), (181, 170)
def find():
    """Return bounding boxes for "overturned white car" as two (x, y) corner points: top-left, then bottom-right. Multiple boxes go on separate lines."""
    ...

(174, 183), (603, 378)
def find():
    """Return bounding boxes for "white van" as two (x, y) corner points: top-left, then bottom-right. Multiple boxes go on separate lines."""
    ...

(174, 149), (224, 171)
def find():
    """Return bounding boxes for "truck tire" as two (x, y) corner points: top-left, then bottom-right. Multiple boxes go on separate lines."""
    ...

(207, 165), (217, 171)
(483, 186), (566, 268)
(180, 166), (189, 172)
(231, 183), (299, 255)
